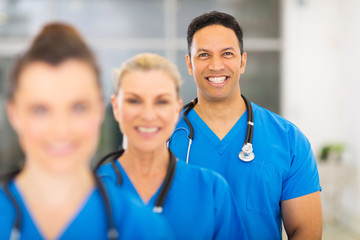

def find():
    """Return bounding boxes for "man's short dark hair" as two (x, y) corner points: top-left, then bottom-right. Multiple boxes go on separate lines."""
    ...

(187, 11), (244, 56)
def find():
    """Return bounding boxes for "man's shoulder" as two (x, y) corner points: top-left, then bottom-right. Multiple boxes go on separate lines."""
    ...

(252, 102), (301, 132)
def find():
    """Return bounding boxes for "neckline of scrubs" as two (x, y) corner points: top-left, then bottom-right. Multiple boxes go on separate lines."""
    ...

(9, 180), (96, 239)
(188, 107), (248, 151)
(115, 160), (165, 207)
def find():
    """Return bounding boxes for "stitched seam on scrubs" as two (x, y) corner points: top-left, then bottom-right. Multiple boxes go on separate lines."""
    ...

(280, 187), (322, 201)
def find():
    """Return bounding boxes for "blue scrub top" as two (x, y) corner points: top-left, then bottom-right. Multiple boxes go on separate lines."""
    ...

(169, 102), (322, 240)
(0, 180), (174, 240)
(98, 159), (247, 240)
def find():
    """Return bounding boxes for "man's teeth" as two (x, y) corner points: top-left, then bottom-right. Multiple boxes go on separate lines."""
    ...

(208, 76), (226, 83)
(138, 127), (158, 133)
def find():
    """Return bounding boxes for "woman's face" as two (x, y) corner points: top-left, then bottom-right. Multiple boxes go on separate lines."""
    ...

(112, 69), (182, 153)
(7, 59), (104, 173)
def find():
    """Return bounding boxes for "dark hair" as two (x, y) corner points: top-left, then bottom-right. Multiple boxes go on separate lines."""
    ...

(7, 22), (101, 100)
(187, 11), (244, 56)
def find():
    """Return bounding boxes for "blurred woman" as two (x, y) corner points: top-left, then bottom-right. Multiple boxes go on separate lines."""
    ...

(0, 23), (172, 240)
(97, 53), (247, 239)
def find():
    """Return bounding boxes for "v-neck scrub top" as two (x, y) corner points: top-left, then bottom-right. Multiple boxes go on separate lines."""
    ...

(0, 180), (174, 240)
(169, 102), (321, 240)
(98, 159), (247, 240)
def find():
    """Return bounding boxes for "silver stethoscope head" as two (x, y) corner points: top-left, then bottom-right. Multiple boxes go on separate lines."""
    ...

(239, 117), (255, 162)
(10, 228), (20, 240)
(153, 206), (163, 213)
(239, 143), (255, 162)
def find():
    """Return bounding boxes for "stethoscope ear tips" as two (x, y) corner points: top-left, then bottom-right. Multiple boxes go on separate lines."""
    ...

(239, 143), (255, 162)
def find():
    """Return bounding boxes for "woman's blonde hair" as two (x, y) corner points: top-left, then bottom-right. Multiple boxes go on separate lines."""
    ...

(112, 53), (182, 97)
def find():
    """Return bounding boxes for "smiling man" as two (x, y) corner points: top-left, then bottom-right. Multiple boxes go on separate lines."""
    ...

(169, 11), (322, 239)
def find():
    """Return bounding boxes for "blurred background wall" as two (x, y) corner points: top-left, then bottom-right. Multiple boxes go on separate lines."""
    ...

(283, 0), (360, 238)
(0, 0), (359, 238)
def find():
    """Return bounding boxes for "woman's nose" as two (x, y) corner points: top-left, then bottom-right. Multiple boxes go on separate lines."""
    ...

(141, 103), (156, 121)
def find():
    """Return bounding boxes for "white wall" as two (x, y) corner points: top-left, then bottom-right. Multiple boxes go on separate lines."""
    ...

(339, 0), (360, 234)
(282, 0), (360, 234)
(282, 0), (343, 155)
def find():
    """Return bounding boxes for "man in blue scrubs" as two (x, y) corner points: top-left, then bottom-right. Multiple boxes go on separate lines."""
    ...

(169, 11), (322, 239)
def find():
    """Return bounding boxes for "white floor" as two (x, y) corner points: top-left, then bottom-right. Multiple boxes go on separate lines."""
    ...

(322, 223), (360, 240)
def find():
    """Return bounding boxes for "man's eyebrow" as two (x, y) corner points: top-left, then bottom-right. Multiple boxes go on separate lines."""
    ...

(196, 48), (209, 52)
(221, 47), (236, 52)
(196, 47), (236, 52)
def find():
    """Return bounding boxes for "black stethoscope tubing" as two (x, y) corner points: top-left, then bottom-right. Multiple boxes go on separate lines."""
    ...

(94, 149), (176, 213)
(2, 171), (119, 240)
(180, 94), (255, 162)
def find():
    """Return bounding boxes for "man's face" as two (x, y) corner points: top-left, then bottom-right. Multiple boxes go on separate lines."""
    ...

(186, 24), (247, 102)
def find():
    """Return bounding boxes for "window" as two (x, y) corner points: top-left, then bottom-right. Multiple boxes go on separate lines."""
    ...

(0, 0), (281, 172)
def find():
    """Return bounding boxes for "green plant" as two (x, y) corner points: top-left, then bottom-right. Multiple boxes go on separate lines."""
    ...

(319, 143), (345, 162)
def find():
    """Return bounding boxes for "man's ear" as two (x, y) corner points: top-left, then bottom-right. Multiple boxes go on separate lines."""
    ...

(240, 52), (247, 74)
(186, 54), (193, 76)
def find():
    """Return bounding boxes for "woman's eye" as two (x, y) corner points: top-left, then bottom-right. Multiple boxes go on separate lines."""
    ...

(73, 103), (88, 113)
(32, 106), (48, 116)
(126, 98), (140, 104)
(156, 99), (169, 105)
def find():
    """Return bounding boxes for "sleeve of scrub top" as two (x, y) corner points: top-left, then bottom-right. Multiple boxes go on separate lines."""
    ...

(212, 173), (248, 240)
(281, 126), (322, 201)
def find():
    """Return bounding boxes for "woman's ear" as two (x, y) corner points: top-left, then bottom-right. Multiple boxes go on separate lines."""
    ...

(110, 94), (120, 123)
(177, 98), (183, 114)
(175, 98), (183, 122)
(6, 101), (21, 133)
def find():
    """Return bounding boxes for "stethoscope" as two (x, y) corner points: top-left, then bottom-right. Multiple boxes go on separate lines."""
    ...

(172, 94), (255, 163)
(2, 170), (119, 240)
(94, 149), (176, 214)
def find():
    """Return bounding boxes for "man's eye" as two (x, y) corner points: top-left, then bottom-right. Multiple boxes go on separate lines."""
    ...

(198, 53), (209, 58)
(223, 52), (234, 57)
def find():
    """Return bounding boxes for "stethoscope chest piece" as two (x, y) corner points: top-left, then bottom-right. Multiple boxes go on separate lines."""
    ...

(239, 143), (255, 162)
